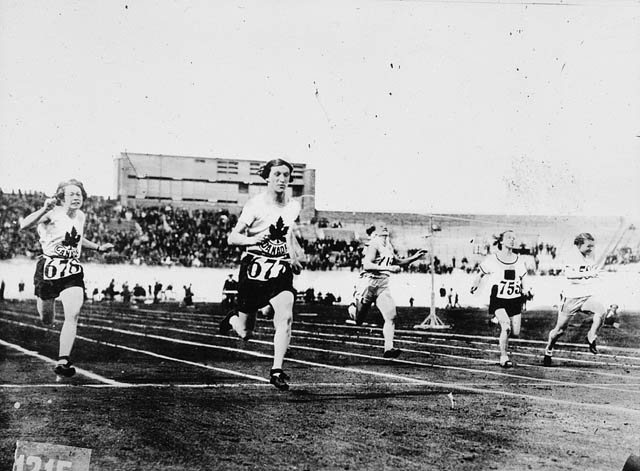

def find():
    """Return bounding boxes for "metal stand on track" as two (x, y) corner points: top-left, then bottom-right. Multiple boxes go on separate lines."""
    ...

(414, 215), (450, 330)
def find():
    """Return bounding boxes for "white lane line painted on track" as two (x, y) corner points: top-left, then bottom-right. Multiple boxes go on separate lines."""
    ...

(79, 307), (640, 357)
(72, 311), (640, 382)
(289, 329), (640, 378)
(0, 338), (126, 386)
(3, 381), (640, 390)
(0, 381), (418, 389)
(6, 309), (640, 388)
(22, 308), (640, 388)
(289, 331), (640, 381)
(51, 317), (640, 395)
(0, 318), (268, 383)
(79, 308), (640, 368)
(5, 312), (640, 413)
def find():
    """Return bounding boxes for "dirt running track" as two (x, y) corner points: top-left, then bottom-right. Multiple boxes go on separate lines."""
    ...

(1, 300), (639, 470)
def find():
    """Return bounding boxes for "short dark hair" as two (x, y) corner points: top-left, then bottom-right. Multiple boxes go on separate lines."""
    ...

(259, 159), (294, 182)
(574, 232), (594, 247)
(55, 179), (88, 203)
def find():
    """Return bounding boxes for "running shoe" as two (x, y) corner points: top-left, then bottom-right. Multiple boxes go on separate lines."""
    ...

(383, 348), (402, 359)
(54, 362), (76, 378)
(269, 369), (290, 391)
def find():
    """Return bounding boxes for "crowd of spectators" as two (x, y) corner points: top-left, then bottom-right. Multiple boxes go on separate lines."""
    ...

(1, 190), (628, 275)
(0, 190), (372, 271)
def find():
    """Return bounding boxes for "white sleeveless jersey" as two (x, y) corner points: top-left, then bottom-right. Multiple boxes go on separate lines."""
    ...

(37, 207), (85, 260)
(479, 253), (527, 300)
(237, 193), (301, 259)
(562, 246), (597, 298)
(362, 237), (397, 277)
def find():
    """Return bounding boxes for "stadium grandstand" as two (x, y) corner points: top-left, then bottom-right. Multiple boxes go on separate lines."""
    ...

(1, 153), (637, 275)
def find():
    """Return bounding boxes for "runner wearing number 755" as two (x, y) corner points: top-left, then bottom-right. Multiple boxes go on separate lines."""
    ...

(20, 179), (113, 378)
(470, 230), (532, 368)
(219, 159), (304, 390)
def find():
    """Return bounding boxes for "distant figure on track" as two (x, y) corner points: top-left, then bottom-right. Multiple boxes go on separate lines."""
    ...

(543, 232), (609, 366)
(219, 159), (304, 390)
(470, 230), (532, 368)
(20, 179), (113, 378)
(347, 223), (427, 358)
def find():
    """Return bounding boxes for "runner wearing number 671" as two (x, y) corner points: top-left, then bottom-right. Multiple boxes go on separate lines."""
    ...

(20, 179), (114, 378)
(219, 159), (305, 390)
(470, 230), (532, 368)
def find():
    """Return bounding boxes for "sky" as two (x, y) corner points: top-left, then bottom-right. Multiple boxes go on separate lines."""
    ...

(1, 0), (639, 218)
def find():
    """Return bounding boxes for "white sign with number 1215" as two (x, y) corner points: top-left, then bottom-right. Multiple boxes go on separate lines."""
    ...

(13, 442), (91, 471)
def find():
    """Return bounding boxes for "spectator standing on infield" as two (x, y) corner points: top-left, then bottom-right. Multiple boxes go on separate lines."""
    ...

(219, 159), (304, 390)
(543, 232), (610, 366)
(221, 274), (238, 308)
(470, 230), (531, 368)
(19, 179), (114, 377)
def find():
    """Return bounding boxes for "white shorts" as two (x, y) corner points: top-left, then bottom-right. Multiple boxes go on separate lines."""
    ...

(560, 295), (605, 316)
(354, 274), (390, 305)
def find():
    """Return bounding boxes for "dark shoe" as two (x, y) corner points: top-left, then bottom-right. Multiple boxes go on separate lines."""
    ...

(54, 362), (76, 378)
(219, 310), (237, 336)
(543, 354), (552, 367)
(269, 369), (290, 391)
(500, 360), (514, 368)
(586, 336), (598, 354)
(383, 348), (402, 359)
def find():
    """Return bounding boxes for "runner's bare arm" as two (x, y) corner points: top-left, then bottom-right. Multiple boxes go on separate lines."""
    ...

(19, 197), (57, 230)
(227, 221), (269, 246)
(287, 223), (305, 274)
(395, 249), (428, 267)
(470, 272), (486, 294)
(81, 239), (114, 252)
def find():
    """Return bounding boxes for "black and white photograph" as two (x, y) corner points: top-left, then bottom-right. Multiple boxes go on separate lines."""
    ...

(1, 0), (639, 469)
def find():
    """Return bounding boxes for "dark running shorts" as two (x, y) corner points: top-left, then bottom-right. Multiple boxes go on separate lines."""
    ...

(489, 294), (524, 317)
(236, 252), (296, 313)
(33, 256), (85, 300)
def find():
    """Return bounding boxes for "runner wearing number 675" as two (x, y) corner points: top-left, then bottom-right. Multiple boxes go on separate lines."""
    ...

(470, 230), (532, 368)
(219, 159), (304, 390)
(20, 179), (113, 378)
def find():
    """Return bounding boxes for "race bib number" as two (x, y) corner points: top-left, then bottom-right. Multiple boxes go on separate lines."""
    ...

(379, 256), (393, 268)
(43, 257), (83, 281)
(497, 280), (522, 298)
(246, 256), (286, 281)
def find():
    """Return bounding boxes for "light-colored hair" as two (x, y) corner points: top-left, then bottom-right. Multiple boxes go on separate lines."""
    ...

(574, 232), (594, 247)
(55, 179), (87, 203)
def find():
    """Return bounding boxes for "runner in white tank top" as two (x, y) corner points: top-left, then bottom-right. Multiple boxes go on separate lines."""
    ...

(20, 179), (113, 378)
(543, 232), (612, 366)
(220, 159), (305, 390)
(470, 230), (532, 368)
(348, 222), (427, 359)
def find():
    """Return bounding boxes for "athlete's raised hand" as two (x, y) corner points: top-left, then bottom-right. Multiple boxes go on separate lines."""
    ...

(43, 197), (57, 212)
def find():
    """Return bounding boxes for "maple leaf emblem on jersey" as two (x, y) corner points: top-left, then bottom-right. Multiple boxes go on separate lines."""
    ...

(268, 217), (289, 243)
(54, 226), (81, 258)
(62, 226), (81, 248)
(258, 217), (290, 257)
